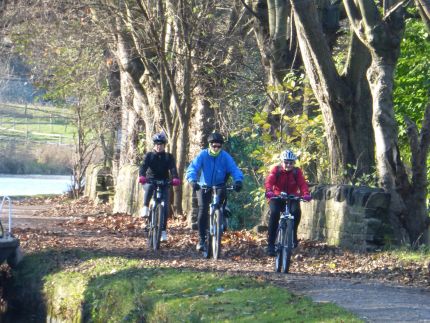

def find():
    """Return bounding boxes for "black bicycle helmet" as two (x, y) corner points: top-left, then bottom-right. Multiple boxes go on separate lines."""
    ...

(152, 132), (167, 144)
(207, 132), (224, 144)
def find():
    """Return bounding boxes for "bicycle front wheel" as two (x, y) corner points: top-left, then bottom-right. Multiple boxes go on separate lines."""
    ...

(282, 219), (294, 273)
(152, 204), (164, 251)
(203, 227), (212, 259)
(147, 207), (154, 249)
(274, 227), (284, 272)
(212, 209), (222, 260)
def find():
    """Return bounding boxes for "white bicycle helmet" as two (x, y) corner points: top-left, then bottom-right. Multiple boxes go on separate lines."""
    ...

(280, 149), (297, 161)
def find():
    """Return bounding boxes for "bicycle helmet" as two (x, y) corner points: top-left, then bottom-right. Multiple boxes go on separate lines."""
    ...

(280, 149), (297, 161)
(207, 132), (224, 144)
(152, 132), (167, 144)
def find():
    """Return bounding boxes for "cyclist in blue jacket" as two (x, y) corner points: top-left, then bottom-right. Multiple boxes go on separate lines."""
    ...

(186, 132), (244, 251)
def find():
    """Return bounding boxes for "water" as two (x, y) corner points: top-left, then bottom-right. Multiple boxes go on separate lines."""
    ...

(0, 174), (71, 196)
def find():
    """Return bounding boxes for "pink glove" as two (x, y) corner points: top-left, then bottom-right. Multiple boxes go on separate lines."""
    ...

(172, 178), (181, 186)
(303, 194), (312, 201)
(139, 176), (147, 184)
(265, 191), (275, 199)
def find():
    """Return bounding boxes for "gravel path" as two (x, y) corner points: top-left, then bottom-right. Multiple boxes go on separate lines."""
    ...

(7, 204), (430, 323)
(284, 274), (430, 322)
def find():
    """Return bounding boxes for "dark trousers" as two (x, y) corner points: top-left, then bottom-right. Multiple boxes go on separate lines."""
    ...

(196, 187), (226, 240)
(143, 183), (169, 231)
(267, 199), (301, 246)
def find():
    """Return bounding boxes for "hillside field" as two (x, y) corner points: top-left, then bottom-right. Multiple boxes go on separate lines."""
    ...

(0, 102), (75, 145)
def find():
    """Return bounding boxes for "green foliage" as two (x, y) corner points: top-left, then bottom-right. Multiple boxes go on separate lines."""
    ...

(394, 16), (430, 197)
(342, 164), (378, 187)
(394, 17), (430, 138)
(224, 72), (328, 225)
(232, 108), (327, 207)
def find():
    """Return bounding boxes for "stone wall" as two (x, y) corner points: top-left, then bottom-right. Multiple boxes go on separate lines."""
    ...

(84, 164), (115, 204)
(112, 165), (143, 216)
(300, 184), (392, 251)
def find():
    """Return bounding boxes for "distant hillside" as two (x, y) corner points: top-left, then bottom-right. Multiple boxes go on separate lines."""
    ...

(0, 49), (45, 103)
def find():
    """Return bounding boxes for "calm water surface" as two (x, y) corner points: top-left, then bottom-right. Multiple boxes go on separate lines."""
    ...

(0, 174), (71, 196)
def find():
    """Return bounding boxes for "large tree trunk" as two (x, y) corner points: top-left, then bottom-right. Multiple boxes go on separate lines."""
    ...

(368, 60), (409, 242)
(368, 59), (429, 245)
(292, 0), (375, 182)
(346, 0), (430, 245)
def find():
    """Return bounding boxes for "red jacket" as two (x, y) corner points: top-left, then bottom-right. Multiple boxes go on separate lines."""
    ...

(264, 165), (309, 198)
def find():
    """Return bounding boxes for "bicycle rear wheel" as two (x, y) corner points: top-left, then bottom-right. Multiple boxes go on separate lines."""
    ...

(212, 209), (222, 260)
(282, 219), (294, 273)
(152, 204), (164, 250)
(274, 227), (284, 272)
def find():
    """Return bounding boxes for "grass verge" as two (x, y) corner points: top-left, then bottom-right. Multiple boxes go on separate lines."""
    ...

(9, 250), (362, 322)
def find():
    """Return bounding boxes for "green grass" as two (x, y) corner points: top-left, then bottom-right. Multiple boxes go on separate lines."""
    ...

(386, 245), (430, 264)
(0, 102), (75, 144)
(11, 251), (363, 322)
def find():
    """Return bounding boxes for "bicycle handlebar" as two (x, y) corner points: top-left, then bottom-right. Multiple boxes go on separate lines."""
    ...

(270, 192), (306, 201)
(146, 179), (172, 186)
(201, 184), (235, 191)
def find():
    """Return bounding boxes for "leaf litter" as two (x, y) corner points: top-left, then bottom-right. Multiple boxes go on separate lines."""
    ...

(4, 196), (430, 291)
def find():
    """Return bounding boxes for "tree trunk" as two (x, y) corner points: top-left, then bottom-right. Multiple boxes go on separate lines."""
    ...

(352, 0), (429, 245)
(292, 0), (375, 182)
(368, 58), (428, 245)
(367, 60), (408, 242)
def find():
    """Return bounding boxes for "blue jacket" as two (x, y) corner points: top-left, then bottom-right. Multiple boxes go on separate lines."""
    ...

(186, 149), (244, 186)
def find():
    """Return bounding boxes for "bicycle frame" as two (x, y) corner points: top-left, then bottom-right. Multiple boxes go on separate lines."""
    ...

(201, 184), (233, 260)
(146, 179), (170, 251)
(273, 193), (303, 273)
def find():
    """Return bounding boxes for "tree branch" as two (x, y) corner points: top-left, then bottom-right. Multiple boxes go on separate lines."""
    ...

(239, 0), (260, 20)
(357, 0), (381, 29)
(415, 0), (430, 32)
(383, 0), (410, 21)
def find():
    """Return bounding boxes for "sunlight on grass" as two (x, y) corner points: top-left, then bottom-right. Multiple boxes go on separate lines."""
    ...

(13, 253), (363, 322)
(386, 246), (430, 264)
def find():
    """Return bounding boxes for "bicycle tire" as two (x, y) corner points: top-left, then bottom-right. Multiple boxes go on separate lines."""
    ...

(282, 219), (294, 273)
(274, 227), (284, 272)
(212, 209), (222, 260)
(153, 204), (164, 250)
(203, 227), (212, 259)
(147, 207), (154, 249)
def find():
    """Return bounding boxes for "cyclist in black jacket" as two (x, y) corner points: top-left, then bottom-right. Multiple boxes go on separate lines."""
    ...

(138, 132), (181, 242)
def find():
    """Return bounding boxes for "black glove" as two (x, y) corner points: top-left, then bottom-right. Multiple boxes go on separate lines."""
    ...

(191, 181), (200, 191)
(234, 181), (242, 192)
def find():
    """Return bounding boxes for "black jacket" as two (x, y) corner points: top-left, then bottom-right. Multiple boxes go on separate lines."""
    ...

(139, 151), (179, 180)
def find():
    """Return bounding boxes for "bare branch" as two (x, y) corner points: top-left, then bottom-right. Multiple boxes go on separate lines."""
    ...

(383, 0), (410, 21)
(239, 0), (260, 20)
(357, 0), (381, 29)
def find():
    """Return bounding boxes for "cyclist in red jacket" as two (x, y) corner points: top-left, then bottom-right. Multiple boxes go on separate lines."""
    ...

(264, 149), (311, 256)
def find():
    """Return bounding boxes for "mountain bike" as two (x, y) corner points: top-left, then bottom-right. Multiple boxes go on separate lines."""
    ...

(201, 184), (234, 260)
(145, 179), (171, 251)
(272, 193), (305, 273)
